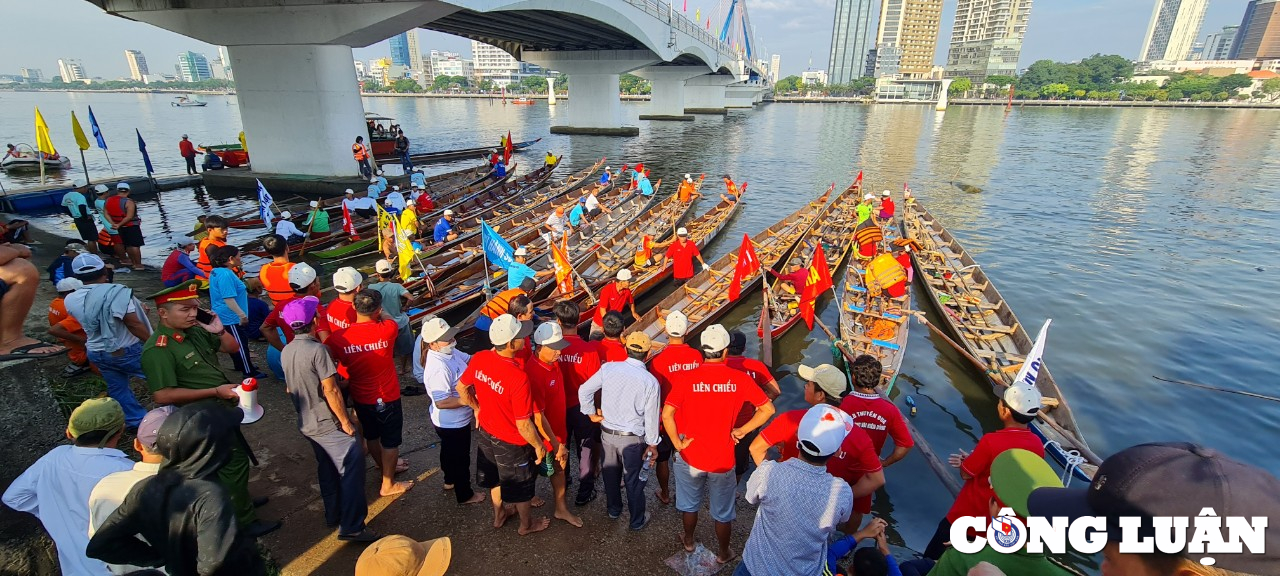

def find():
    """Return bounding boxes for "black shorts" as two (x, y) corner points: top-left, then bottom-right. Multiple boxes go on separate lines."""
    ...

(73, 216), (97, 241)
(734, 428), (761, 476)
(355, 208), (376, 218)
(657, 430), (674, 463)
(118, 225), (145, 248)
(353, 399), (404, 449)
(475, 428), (536, 503)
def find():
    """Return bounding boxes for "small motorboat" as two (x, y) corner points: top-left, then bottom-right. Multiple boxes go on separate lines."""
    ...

(510, 97), (536, 105)
(1, 144), (71, 173)
(172, 96), (207, 107)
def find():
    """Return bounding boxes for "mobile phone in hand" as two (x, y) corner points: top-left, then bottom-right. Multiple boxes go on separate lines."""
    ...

(196, 309), (215, 325)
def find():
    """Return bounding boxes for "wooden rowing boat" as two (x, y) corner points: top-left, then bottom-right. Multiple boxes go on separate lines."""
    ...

(374, 137), (541, 164)
(628, 188), (829, 353)
(901, 198), (1098, 481)
(759, 181), (861, 340)
(835, 207), (912, 393)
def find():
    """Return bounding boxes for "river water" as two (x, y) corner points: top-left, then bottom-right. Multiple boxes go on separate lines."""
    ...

(3, 92), (1279, 562)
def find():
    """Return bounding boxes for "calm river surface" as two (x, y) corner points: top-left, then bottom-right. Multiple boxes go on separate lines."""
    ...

(3, 92), (1279, 561)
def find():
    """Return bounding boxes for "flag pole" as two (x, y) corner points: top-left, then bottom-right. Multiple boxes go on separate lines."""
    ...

(103, 150), (116, 176)
(479, 219), (493, 298)
(78, 149), (90, 184)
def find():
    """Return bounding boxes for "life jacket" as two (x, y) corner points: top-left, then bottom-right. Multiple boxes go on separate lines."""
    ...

(197, 237), (225, 274)
(259, 261), (296, 304)
(678, 181), (695, 202)
(865, 253), (906, 294)
(352, 143), (368, 161)
(854, 221), (884, 255)
(106, 196), (137, 228)
(481, 288), (525, 319)
(97, 229), (114, 247)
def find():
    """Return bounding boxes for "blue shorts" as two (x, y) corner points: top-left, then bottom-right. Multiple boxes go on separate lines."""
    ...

(673, 453), (737, 523)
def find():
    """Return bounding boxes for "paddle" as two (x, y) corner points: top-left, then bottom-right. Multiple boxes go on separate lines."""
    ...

(298, 206), (319, 257)
(1153, 375), (1280, 404)
(760, 279), (773, 368)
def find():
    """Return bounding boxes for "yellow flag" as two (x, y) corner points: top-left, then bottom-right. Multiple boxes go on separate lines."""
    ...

(238, 131), (248, 153)
(695, 8), (700, 22)
(71, 111), (91, 151)
(34, 107), (57, 156)
(396, 220), (415, 281)
(375, 203), (394, 251)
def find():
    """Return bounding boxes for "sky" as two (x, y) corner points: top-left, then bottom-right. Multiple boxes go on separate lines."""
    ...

(9, 0), (1252, 80)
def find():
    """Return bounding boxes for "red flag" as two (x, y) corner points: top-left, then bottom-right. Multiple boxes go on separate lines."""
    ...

(552, 236), (573, 294)
(728, 233), (759, 301)
(503, 130), (513, 165)
(855, 170), (863, 188)
(800, 243), (834, 329)
(683, 0), (687, 11)
(342, 202), (358, 240)
(642, 234), (653, 261)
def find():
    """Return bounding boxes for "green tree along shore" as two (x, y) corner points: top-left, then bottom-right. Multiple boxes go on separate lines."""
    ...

(11, 77), (235, 92)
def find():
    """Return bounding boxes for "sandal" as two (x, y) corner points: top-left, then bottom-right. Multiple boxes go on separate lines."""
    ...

(0, 342), (68, 361)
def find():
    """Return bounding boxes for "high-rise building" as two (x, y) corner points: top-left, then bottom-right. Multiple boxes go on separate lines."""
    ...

(406, 31), (425, 83)
(177, 51), (213, 82)
(770, 54), (781, 83)
(873, 0), (944, 79)
(125, 50), (149, 82)
(1204, 26), (1239, 60)
(389, 32), (412, 67)
(945, 0), (1033, 83)
(217, 46), (233, 80)
(354, 60), (366, 78)
(827, 0), (878, 84)
(1231, 0), (1280, 60)
(19, 68), (43, 83)
(1139, 0), (1209, 62)
(57, 59), (87, 83)
(472, 41), (531, 87)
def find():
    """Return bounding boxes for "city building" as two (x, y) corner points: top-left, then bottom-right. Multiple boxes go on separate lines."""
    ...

(125, 50), (149, 82)
(875, 78), (945, 102)
(873, 0), (944, 79)
(57, 58), (88, 83)
(1140, 59), (1257, 74)
(406, 30), (425, 83)
(1231, 0), (1280, 60)
(20, 67), (43, 83)
(470, 41), (543, 87)
(770, 54), (781, 83)
(1139, 0), (1209, 62)
(217, 46), (234, 80)
(944, 0), (1033, 83)
(177, 51), (213, 82)
(354, 60), (366, 78)
(827, 0), (877, 84)
(801, 69), (829, 85)
(1204, 26), (1239, 61)
(429, 50), (475, 85)
(1188, 41), (1205, 60)
(389, 32), (411, 67)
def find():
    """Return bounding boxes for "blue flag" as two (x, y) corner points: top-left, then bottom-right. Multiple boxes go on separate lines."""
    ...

(88, 106), (107, 150)
(257, 179), (275, 232)
(135, 129), (153, 176)
(480, 220), (515, 270)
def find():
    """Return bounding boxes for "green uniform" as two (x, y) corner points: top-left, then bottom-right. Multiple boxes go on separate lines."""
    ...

(142, 324), (257, 526)
(931, 546), (1072, 576)
(305, 208), (330, 233)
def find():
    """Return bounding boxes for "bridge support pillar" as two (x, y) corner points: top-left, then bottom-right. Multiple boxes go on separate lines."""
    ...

(524, 50), (660, 136)
(684, 75), (737, 115)
(725, 83), (763, 108)
(632, 66), (705, 121)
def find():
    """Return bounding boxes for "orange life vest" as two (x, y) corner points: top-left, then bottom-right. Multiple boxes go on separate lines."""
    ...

(864, 253), (906, 293)
(854, 221), (884, 251)
(197, 237), (226, 275)
(678, 181), (696, 202)
(481, 288), (525, 319)
(259, 261), (296, 303)
(352, 143), (368, 161)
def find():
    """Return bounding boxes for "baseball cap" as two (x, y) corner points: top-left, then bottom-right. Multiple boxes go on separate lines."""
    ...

(881, 190), (891, 196)
(664, 310), (688, 338)
(533, 322), (570, 350)
(578, 196), (586, 204)
(392, 185), (400, 191)
(310, 200), (320, 208)
(288, 262), (318, 290)
(346, 189), (355, 196)
(556, 207), (565, 215)
(676, 227), (688, 236)
(333, 267), (364, 293)
(355, 535), (451, 576)
(443, 209), (454, 216)
(419, 317), (458, 344)
(489, 314), (532, 346)
(116, 182), (131, 190)
(616, 269), (632, 282)
(684, 173), (692, 180)
(625, 332), (652, 354)
(989, 449), (1062, 518)
(514, 247), (528, 257)
(72, 253), (106, 274)
(280, 210), (292, 219)
(94, 184), (110, 194)
(863, 193), (874, 201)
(65, 241), (87, 252)
(1002, 384), (1042, 417)
(799, 363), (847, 399)
(797, 404), (854, 457)
(700, 324), (731, 354)
(1027, 442), (1280, 573)
(375, 259), (395, 274)
(281, 296), (320, 329)
(135, 406), (176, 453)
(55, 278), (84, 293)
(67, 398), (126, 442)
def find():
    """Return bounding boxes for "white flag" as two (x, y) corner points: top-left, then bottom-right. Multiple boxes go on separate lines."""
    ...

(1013, 319), (1052, 389)
(257, 179), (275, 232)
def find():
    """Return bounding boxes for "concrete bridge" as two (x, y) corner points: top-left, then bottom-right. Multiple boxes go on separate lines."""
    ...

(88, 0), (771, 178)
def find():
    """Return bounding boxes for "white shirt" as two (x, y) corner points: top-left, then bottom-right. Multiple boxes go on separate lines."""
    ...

(578, 358), (661, 445)
(2, 445), (134, 576)
(742, 458), (853, 576)
(545, 213), (567, 234)
(423, 347), (474, 428)
(584, 193), (601, 212)
(385, 191), (407, 211)
(274, 218), (306, 240)
(352, 197), (377, 210)
(88, 462), (164, 575)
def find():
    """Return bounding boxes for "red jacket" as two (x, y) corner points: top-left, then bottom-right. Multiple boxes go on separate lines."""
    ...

(179, 139), (196, 158)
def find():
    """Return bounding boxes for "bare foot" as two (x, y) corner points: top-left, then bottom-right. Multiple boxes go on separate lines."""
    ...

(379, 480), (414, 497)
(530, 496), (545, 508)
(443, 483), (455, 491)
(716, 550), (739, 565)
(493, 504), (515, 529)
(555, 509), (583, 528)
(657, 490), (672, 505)
(462, 493), (486, 505)
(518, 517), (551, 535)
(680, 533), (696, 553)
(395, 458), (409, 474)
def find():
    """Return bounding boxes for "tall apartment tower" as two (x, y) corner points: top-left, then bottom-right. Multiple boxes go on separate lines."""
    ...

(1231, 0), (1280, 60)
(57, 59), (87, 83)
(769, 54), (781, 83)
(177, 51), (212, 82)
(827, 0), (878, 84)
(1139, 0), (1209, 62)
(125, 50), (149, 81)
(406, 30), (425, 82)
(389, 32), (412, 67)
(945, 0), (1033, 83)
(872, 0), (944, 79)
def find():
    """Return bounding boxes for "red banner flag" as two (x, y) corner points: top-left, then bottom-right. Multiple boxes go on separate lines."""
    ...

(503, 130), (513, 165)
(728, 233), (759, 301)
(342, 202), (358, 240)
(855, 170), (863, 188)
(800, 243), (834, 329)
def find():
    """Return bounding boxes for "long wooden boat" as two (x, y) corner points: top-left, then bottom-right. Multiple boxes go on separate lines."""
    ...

(901, 198), (1098, 481)
(835, 207), (911, 393)
(627, 188), (829, 353)
(446, 158), (597, 238)
(760, 181), (861, 340)
(374, 137), (542, 164)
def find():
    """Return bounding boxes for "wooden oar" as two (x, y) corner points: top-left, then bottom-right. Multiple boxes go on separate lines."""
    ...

(760, 278), (773, 367)
(1154, 375), (1280, 404)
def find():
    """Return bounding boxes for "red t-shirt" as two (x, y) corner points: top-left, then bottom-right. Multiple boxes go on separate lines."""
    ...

(261, 295), (331, 345)
(557, 335), (601, 408)
(759, 409), (805, 461)
(593, 282), (634, 324)
(727, 356), (776, 426)
(461, 350), (535, 446)
(665, 363), (767, 473)
(839, 391), (915, 455)
(666, 239), (701, 280)
(325, 319), (400, 405)
(598, 339), (628, 363)
(648, 343), (702, 402)
(879, 198), (895, 219)
(758, 408), (883, 483)
(526, 357), (568, 444)
(325, 298), (357, 331)
(945, 428), (1046, 523)
(415, 194), (434, 213)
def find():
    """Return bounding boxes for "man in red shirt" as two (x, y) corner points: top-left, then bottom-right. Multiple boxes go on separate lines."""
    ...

(325, 290), (413, 497)
(662, 228), (708, 286)
(458, 314), (551, 536)
(179, 134), (199, 175)
(922, 383), (1045, 560)
(878, 190), (895, 220)
(645, 310), (700, 503)
(325, 267), (362, 332)
(590, 269), (639, 337)
(662, 324), (775, 564)
(553, 301), (605, 506)
(725, 330), (781, 481)
(526, 322), (580, 528)
(838, 354), (914, 466)
(596, 312), (628, 362)
(261, 263), (330, 382)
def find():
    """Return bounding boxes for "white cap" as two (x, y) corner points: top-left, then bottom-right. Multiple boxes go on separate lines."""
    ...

(863, 193), (874, 201)
(71, 253), (106, 274)
(664, 310), (688, 338)
(685, 174), (692, 181)
(375, 259), (395, 274)
(332, 266), (363, 293)
(73, 180), (84, 188)
(443, 209), (454, 216)
(881, 190), (891, 196)
(55, 278), (84, 292)
(377, 169), (384, 175)
(700, 324), (731, 354)
(1003, 384), (1042, 417)
(605, 166), (611, 170)
(514, 247), (528, 257)
(532, 322), (570, 350)
(280, 210), (292, 219)
(309, 200), (319, 208)
(392, 185), (400, 191)
(420, 317), (458, 343)
(116, 182), (131, 190)
(676, 227), (689, 236)
(345, 188), (355, 195)
(797, 404), (854, 457)
(94, 184), (109, 194)
(616, 269), (632, 282)
(288, 262), (318, 290)
(371, 177), (379, 183)
(799, 363), (848, 399)
(489, 314), (532, 346)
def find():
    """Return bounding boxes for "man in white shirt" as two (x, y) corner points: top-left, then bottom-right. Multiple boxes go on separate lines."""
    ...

(3, 398), (134, 576)
(544, 207), (570, 245)
(583, 188), (609, 220)
(274, 211), (307, 244)
(88, 406), (174, 575)
(65, 254), (150, 427)
(420, 317), (485, 505)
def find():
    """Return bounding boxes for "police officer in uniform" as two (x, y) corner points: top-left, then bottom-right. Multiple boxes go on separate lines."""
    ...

(139, 280), (282, 538)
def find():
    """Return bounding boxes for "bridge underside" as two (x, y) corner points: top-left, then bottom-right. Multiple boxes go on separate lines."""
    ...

(424, 9), (644, 56)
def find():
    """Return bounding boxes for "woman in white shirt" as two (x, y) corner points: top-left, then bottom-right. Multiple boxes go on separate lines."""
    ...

(419, 318), (485, 505)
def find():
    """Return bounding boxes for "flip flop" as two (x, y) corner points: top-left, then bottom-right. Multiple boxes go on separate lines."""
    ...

(0, 342), (68, 361)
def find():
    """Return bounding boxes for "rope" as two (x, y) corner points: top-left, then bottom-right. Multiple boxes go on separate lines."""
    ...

(1043, 440), (1086, 488)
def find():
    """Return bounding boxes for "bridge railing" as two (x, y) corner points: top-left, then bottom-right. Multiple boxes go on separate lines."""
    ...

(621, 0), (728, 62)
